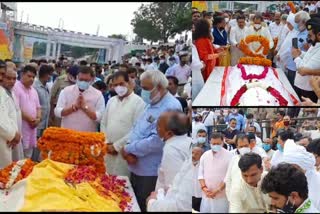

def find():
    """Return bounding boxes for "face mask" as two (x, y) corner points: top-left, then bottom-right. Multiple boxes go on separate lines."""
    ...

(284, 121), (290, 126)
(239, 147), (251, 155)
(193, 160), (199, 165)
(219, 27), (225, 31)
(225, 18), (229, 23)
(262, 143), (271, 151)
(197, 137), (206, 144)
(278, 197), (297, 213)
(254, 24), (261, 29)
(229, 126), (237, 131)
(211, 144), (222, 152)
(141, 88), (155, 104)
(277, 143), (284, 153)
(76, 80), (90, 91)
(160, 60), (165, 64)
(307, 38), (317, 46)
(114, 86), (128, 97)
(169, 61), (175, 66)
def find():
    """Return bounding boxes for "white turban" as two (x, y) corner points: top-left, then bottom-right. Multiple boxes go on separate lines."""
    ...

(286, 12), (296, 27)
(282, 139), (316, 172)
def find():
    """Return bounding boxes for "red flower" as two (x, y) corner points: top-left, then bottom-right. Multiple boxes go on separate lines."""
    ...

(237, 64), (269, 80)
(230, 85), (247, 106)
(267, 87), (288, 106)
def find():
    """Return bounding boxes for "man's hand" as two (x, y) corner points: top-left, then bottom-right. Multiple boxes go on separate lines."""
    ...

(30, 118), (41, 129)
(7, 132), (21, 148)
(291, 48), (301, 59)
(297, 67), (309, 76)
(310, 76), (320, 92)
(146, 191), (157, 205)
(78, 94), (87, 110)
(300, 96), (317, 106)
(107, 144), (118, 155)
(303, 43), (310, 51)
(120, 147), (138, 165)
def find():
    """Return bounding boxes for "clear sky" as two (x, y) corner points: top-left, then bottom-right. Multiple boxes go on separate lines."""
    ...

(16, 2), (144, 40)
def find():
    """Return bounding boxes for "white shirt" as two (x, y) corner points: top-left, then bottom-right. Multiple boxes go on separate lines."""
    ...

(229, 19), (238, 28)
(145, 63), (158, 71)
(201, 111), (215, 127)
(147, 158), (192, 212)
(276, 24), (290, 51)
(155, 135), (192, 191)
(277, 29), (299, 70)
(270, 150), (284, 167)
(245, 25), (274, 50)
(266, 149), (275, 160)
(294, 43), (320, 91)
(230, 25), (247, 46)
(193, 163), (202, 198)
(268, 22), (283, 39)
(192, 121), (207, 140)
(100, 92), (145, 176)
(304, 129), (320, 140)
(229, 171), (271, 213)
(252, 145), (267, 159)
(0, 86), (18, 168)
(255, 136), (263, 148)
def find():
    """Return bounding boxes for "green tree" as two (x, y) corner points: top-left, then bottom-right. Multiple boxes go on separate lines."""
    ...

(131, 2), (191, 43)
(108, 34), (127, 41)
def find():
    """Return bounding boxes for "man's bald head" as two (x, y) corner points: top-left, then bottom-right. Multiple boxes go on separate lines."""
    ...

(3, 68), (17, 90)
(157, 111), (190, 142)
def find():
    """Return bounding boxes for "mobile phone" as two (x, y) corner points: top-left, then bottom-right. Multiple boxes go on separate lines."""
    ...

(292, 38), (298, 49)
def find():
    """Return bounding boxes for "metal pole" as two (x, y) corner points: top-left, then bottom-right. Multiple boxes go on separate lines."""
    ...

(207, 1), (213, 12)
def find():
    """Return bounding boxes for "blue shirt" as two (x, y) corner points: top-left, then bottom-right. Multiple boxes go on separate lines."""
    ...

(165, 64), (177, 76)
(287, 29), (308, 71)
(124, 92), (182, 176)
(225, 113), (245, 131)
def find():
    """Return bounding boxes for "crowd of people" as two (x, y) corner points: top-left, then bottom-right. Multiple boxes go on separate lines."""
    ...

(0, 40), (192, 212)
(192, 1), (320, 105)
(192, 108), (320, 213)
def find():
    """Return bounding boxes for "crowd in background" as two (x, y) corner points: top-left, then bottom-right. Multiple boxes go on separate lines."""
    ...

(0, 38), (192, 212)
(192, 107), (320, 213)
(192, 1), (320, 105)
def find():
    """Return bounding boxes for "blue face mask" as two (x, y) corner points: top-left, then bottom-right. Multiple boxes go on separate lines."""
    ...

(262, 143), (271, 151)
(76, 80), (90, 91)
(197, 137), (206, 144)
(141, 89), (152, 104)
(277, 143), (284, 153)
(211, 144), (222, 152)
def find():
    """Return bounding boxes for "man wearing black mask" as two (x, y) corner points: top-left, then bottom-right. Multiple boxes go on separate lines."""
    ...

(261, 163), (319, 213)
(292, 16), (320, 103)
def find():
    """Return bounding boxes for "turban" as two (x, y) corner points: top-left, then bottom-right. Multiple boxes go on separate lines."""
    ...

(286, 12), (296, 27)
(282, 139), (316, 172)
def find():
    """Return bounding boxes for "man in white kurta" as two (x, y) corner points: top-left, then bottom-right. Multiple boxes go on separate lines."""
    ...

(0, 85), (19, 168)
(146, 158), (192, 212)
(198, 133), (233, 213)
(229, 16), (247, 66)
(100, 72), (145, 177)
(245, 16), (274, 53)
(282, 140), (320, 210)
(155, 111), (191, 191)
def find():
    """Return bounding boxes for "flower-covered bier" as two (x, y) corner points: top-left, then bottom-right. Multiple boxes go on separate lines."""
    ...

(37, 127), (107, 174)
(0, 159), (36, 189)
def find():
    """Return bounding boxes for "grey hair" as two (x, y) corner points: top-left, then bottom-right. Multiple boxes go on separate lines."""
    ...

(167, 111), (190, 136)
(281, 14), (288, 20)
(140, 70), (168, 88)
(295, 11), (310, 22)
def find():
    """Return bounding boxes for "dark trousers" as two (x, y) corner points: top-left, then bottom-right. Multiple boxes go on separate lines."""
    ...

(294, 85), (318, 103)
(192, 196), (202, 212)
(130, 172), (157, 212)
(286, 69), (296, 88)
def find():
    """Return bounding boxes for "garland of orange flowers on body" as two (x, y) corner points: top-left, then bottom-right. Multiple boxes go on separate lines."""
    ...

(64, 165), (132, 211)
(37, 127), (107, 174)
(239, 57), (272, 67)
(0, 159), (36, 190)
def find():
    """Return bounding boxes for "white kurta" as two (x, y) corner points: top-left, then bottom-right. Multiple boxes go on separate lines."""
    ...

(225, 154), (241, 201)
(147, 158), (192, 212)
(306, 169), (320, 210)
(100, 92), (145, 176)
(193, 163), (202, 198)
(296, 198), (320, 213)
(229, 171), (271, 213)
(191, 44), (204, 101)
(0, 86), (18, 169)
(6, 91), (24, 161)
(268, 22), (283, 39)
(155, 135), (191, 191)
(229, 25), (247, 66)
(270, 150), (284, 167)
(245, 26), (274, 52)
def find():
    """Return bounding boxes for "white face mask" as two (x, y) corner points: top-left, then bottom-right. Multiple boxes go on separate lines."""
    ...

(254, 24), (261, 29)
(114, 86), (128, 97)
(225, 17), (230, 23)
(238, 147), (251, 156)
(229, 126), (237, 131)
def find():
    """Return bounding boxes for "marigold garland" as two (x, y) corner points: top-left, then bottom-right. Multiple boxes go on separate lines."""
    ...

(37, 127), (107, 174)
(64, 165), (132, 212)
(288, 2), (296, 14)
(239, 57), (272, 67)
(239, 35), (270, 57)
(0, 159), (36, 189)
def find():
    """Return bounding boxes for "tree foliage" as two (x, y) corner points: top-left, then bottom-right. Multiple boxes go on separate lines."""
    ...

(131, 2), (191, 43)
(108, 34), (127, 41)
